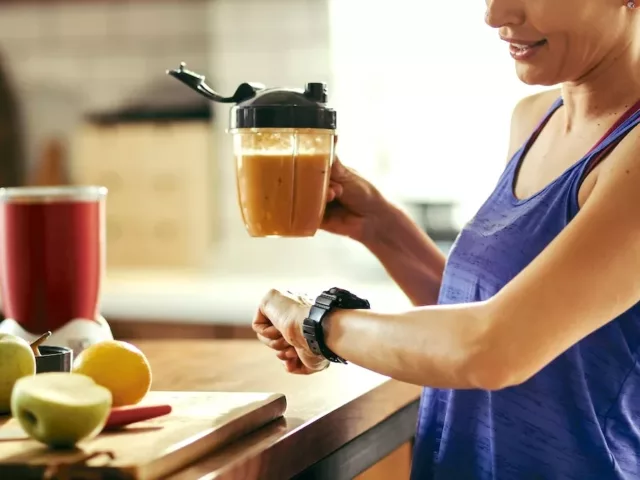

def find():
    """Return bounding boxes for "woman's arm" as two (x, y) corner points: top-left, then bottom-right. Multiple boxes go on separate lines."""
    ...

(293, 132), (640, 390)
(360, 90), (559, 307)
(364, 202), (447, 306)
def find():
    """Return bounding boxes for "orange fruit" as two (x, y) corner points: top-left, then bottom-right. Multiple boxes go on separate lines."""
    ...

(72, 340), (152, 407)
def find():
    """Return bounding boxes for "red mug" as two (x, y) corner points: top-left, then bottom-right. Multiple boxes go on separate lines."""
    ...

(0, 186), (107, 335)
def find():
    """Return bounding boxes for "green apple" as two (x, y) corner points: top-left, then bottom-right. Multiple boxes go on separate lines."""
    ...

(0, 333), (36, 413)
(11, 372), (112, 448)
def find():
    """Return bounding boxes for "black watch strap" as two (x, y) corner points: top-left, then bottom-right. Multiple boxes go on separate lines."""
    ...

(302, 287), (370, 364)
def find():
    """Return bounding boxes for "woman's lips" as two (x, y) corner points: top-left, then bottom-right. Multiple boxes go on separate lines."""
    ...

(508, 39), (548, 61)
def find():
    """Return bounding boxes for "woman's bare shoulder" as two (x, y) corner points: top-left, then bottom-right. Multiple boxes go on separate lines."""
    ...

(505, 88), (561, 162)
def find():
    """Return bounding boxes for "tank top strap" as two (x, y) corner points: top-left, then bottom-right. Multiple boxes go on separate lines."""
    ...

(567, 99), (640, 214)
(504, 96), (564, 175)
(579, 99), (640, 178)
(520, 96), (564, 156)
(529, 96), (565, 143)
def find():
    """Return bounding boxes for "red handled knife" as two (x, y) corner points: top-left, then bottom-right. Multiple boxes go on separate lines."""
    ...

(103, 404), (172, 430)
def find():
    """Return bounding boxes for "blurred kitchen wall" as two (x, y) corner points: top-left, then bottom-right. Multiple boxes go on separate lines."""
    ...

(0, 49), (24, 188)
(0, 0), (367, 281)
(0, 0), (209, 178)
(0, 0), (546, 284)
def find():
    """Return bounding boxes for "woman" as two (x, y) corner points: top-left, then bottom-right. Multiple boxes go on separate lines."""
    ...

(253, 0), (640, 478)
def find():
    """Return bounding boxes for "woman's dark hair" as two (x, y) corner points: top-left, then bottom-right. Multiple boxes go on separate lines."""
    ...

(0, 51), (24, 187)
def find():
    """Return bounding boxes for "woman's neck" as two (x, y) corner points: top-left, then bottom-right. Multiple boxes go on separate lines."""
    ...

(560, 36), (640, 132)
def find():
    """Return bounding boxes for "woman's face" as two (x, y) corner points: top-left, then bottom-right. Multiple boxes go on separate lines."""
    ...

(485, 0), (633, 86)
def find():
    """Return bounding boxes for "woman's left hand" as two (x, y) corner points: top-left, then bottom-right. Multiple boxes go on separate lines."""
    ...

(252, 289), (330, 374)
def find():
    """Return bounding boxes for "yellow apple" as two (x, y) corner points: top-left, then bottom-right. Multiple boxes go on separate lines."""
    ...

(0, 333), (36, 413)
(11, 372), (112, 448)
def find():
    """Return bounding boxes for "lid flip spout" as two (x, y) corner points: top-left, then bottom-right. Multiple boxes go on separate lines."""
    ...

(166, 62), (264, 104)
(167, 62), (336, 130)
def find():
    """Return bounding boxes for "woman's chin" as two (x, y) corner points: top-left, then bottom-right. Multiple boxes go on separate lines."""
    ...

(514, 64), (560, 87)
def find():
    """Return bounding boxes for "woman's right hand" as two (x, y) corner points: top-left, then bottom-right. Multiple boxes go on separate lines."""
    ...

(322, 157), (389, 244)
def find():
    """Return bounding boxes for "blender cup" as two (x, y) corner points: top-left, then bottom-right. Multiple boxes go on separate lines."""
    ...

(231, 128), (334, 237)
(167, 63), (337, 237)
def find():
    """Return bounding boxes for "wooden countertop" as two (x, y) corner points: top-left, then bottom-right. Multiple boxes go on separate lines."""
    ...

(132, 339), (422, 480)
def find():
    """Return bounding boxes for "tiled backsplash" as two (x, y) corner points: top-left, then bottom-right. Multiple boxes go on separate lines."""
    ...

(0, 0), (210, 179)
(0, 0), (209, 112)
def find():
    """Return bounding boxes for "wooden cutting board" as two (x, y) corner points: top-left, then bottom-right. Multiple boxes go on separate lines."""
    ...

(0, 391), (287, 480)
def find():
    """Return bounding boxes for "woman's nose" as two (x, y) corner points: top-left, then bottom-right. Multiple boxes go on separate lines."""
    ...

(485, 0), (524, 28)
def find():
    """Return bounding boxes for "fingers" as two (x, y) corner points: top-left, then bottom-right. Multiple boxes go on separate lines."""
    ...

(276, 348), (304, 373)
(283, 355), (309, 374)
(276, 346), (297, 360)
(254, 288), (290, 338)
(252, 319), (282, 340)
(331, 156), (348, 179)
(252, 302), (273, 334)
(284, 356), (305, 374)
(332, 155), (365, 181)
(267, 345), (328, 375)
(321, 203), (349, 233)
(258, 288), (311, 348)
(257, 333), (290, 351)
(255, 288), (322, 373)
(327, 181), (344, 202)
(284, 355), (330, 375)
(253, 294), (290, 349)
(326, 155), (347, 204)
(331, 181), (344, 197)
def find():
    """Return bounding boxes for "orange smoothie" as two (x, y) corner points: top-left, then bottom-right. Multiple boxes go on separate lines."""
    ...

(235, 153), (332, 237)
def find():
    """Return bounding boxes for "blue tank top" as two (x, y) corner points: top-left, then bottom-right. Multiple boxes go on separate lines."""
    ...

(411, 97), (640, 480)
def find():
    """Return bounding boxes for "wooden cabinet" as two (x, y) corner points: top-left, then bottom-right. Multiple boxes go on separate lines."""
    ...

(358, 442), (412, 479)
(69, 121), (215, 269)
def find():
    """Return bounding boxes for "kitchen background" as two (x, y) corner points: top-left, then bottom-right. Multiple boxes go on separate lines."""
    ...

(0, 0), (546, 332)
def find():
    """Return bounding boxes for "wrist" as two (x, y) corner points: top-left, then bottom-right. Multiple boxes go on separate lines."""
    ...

(300, 307), (345, 361)
(361, 199), (401, 249)
(320, 307), (344, 354)
(301, 288), (369, 364)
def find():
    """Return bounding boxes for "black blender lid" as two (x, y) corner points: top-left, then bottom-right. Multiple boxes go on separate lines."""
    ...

(166, 63), (336, 130)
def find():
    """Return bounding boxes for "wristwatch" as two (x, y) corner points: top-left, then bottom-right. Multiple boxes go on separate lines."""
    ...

(302, 287), (370, 364)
